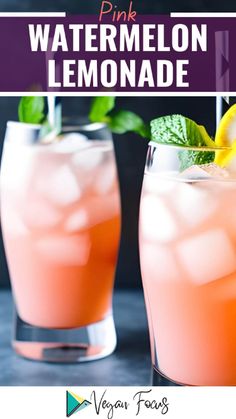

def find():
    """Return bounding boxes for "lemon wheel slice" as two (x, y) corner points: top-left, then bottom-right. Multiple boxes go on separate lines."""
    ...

(198, 125), (216, 147)
(215, 104), (236, 167)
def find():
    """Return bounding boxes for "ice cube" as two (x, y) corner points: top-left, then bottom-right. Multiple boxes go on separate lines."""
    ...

(200, 163), (230, 178)
(225, 199), (236, 240)
(140, 195), (178, 243)
(210, 272), (236, 300)
(72, 148), (103, 171)
(177, 228), (236, 285)
(1, 144), (34, 193)
(140, 243), (180, 282)
(179, 163), (229, 181)
(3, 207), (29, 237)
(50, 133), (88, 153)
(143, 174), (176, 195)
(225, 156), (236, 175)
(36, 234), (91, 265)
(87, 192), (120, 227)
(94, 163), (116, 195)
(24, 200), (62, 229)
(64, 209), (89, 232)
(44, 165), (81, 206)
(174, 182), (217, 227)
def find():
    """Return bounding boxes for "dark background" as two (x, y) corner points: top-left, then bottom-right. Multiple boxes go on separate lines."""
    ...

(1, 0), (236, 288)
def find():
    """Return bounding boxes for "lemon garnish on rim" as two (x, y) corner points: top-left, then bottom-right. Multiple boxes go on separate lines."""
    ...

(214, 104), (236, 168)
(198, 125), (216, 147)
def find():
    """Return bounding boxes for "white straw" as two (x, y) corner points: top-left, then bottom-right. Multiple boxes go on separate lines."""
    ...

(216, 96), (229, 129)
(47, 96), (62, 136)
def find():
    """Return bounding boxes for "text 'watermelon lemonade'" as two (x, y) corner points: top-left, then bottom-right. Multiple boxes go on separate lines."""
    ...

(139, 108), (236, 385)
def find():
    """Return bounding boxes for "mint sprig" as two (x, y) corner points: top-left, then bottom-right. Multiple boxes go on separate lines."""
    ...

(18, 97), (45, 124)
(108, 110), (151, 138)
(151, 114), (208, 147)
(18, 96), (151, 141)
(89, 97), (150, 139)
(151, 114), (215, 170)
(18, 97), (62, 141)
(89, 97), (115, 123)
(179, 150), (215, 171)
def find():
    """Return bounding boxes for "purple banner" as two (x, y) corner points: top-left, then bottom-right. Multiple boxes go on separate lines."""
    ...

(0, 15), (235, 92)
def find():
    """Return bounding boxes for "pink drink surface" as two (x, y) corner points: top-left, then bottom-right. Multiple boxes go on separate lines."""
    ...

(1, 139), (120, 329)
(139, 173), (236, 385)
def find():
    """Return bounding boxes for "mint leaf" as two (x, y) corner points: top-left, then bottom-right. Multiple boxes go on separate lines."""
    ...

(89, 97), (150, 139)
(18, 97), (45, 124)
(179, 150), (215, 171)
(151, 114), (215, 169)
(151, 114), (206, 147)
(89, 97), (115, 122)
(138, 123), (151, 139)
(108, 110), (150, 138)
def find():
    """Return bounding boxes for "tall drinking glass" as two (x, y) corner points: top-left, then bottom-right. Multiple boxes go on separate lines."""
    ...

(139, 142), (236, 385)
(0, 120), (121, 362)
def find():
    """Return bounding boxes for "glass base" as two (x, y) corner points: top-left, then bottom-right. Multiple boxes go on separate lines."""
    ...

(152, 367), (182, 386)
(13, 313), (117, 363)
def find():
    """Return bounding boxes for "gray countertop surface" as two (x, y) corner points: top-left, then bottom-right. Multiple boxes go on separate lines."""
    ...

(0, 289), (154, 386)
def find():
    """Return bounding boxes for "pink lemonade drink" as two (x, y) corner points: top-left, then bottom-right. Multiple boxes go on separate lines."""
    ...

(139, 142), (236, 386)
(1, 129), (120, 331)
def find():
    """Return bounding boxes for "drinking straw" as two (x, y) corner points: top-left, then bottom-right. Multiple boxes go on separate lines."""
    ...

(44, 96), (62, 142)
(216, 96), (230, 129)
(47, 96), (56, 127)
(47, 96), (62, 135)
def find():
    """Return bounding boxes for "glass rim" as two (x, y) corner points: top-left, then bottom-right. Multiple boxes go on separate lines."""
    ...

(6, 120), (108, 132)
(62, 117), (107, 132)
(148, 140), (230, 152)
(4, 138), (112, 155)
(7, 120), (41, 129)
(143, 169), (236, 183)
